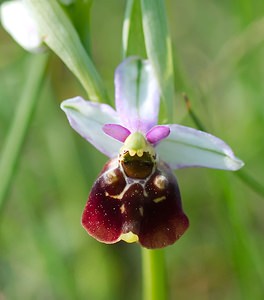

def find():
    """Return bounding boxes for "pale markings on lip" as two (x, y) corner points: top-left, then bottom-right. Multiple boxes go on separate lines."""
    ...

(103, 158), (155, 200)
(105, 191), (124, 200)
(143, 189), (148, 197)
(120, 204), (125, 213)
(154, 174), (168, 190)
(139, 206), (144, 216)
(153, 196), (166, 203)
(103, 170), (118, 185)
(103, 158), (167, 214)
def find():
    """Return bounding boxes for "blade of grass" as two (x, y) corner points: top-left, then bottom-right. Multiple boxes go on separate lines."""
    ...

(70, 0), (93, 55)
(182, 93), (206, 132)
(0, 53), (49, 214)
(122, 0), (146, 58)
(235, 169), (264, 198)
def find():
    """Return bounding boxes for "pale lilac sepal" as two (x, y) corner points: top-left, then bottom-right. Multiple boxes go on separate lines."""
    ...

(0, 0), (44, 52)
(115, 57), (160, 133)
(103, 124), (131, 142)
(60, 97), (122, 158)
(156, 124), (244, 170)
(146, 125), (170, 144)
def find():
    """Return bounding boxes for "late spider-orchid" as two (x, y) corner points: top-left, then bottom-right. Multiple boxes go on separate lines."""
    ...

(61, 57), (243, 249)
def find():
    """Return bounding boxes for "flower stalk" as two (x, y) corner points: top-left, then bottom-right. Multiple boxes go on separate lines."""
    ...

(142, 248), (167, 300)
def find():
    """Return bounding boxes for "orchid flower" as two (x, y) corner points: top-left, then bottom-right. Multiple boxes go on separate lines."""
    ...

(61, 57), (244, 249)
(0, 0), (44, 52)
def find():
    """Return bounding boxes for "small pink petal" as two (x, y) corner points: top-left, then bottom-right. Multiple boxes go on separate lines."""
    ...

(146, 125), (170, 144)
(103, 124), (131, 142)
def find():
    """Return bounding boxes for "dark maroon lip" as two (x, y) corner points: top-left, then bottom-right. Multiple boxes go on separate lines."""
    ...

(82, 158), (189, 249)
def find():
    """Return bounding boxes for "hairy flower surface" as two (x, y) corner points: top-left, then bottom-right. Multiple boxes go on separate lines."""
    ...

(61, 57), (244, 248)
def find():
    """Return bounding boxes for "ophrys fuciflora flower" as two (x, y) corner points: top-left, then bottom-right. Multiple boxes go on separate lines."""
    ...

(61, 57), (243, 249)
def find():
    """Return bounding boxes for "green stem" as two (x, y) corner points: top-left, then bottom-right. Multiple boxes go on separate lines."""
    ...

(0, 54), (49, 214)
(183, 93), (206, 132)
(142, 248), (167, 300)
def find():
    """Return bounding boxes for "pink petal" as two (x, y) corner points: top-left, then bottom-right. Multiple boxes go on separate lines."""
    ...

(103, 124), (131, 142)
(146, 125), (170, 144)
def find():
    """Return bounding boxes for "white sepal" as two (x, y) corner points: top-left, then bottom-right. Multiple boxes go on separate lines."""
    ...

(115, 57), (160, 133)
(156, 124), (244, 170)
(61, 97), (122, 158)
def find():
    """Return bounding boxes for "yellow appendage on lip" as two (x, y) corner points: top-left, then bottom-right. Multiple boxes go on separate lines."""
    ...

(120, 232), (139, 243)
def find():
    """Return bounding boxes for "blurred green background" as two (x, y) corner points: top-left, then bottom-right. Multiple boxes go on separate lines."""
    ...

(0, 1), (264, 299)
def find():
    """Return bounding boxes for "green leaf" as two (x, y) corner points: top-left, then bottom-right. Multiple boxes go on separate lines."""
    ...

(63, 0), (93, 55)
(123, 0), (146, 58)
(25, 0), (108, 103)
(141, 0), (175, 122)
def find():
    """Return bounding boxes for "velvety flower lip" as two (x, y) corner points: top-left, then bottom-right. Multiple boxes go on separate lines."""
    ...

(82, 157), (189, 249)
(61, 56), (244, 171)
